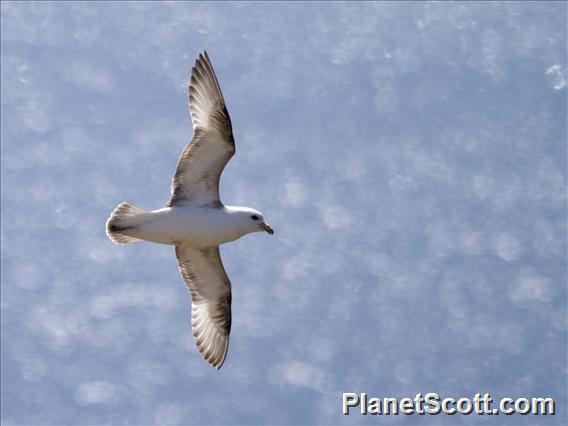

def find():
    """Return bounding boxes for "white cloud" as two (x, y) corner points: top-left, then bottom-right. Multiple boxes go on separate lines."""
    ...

(62, 62), (114, 92)
(126, 358), (170, 394)
(27, 306), (87, 355)
(494, 233), (523, 262)
(546, 64), (567, 90)
(319, 205), (352, 230)
(275, 361), (329, 391)
(74, 380), (121, 405)
(281, 255), (312, 282)
(18, 355), (47, 382)
(21, 98), (51, 133)
(550, 309), (567, 332)
(11, 263), (44, 290)
(307, 337), (336, 364)
(89, 284), (179, 320)
(284, 180), (307, 208)
(393, 360), (418, 385)
(510, 272), (556, 308)
(154, 403), (187, 425)
(458, 230), (487, 255)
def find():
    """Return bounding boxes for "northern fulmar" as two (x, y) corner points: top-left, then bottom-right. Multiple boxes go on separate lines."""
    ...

(106, 51), (274, 369)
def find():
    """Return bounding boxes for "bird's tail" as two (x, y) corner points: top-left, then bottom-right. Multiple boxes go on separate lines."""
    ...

(106, 202), (151, 245)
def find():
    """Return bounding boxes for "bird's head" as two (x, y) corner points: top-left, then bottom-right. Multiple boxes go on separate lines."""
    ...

(237, 208), (274, 235)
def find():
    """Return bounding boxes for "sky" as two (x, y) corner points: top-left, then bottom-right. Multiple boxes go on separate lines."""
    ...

(1, 1), (566, 425)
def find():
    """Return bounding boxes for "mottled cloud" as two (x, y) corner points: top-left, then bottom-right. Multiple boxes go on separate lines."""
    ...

(1, 2), (566, 425)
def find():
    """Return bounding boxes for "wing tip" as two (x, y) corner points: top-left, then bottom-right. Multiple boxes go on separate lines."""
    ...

(191, 324), (229, 369)
(211, 338), (229, 369)
(198, 334), (229, 370)
(195, 50), (210, 68)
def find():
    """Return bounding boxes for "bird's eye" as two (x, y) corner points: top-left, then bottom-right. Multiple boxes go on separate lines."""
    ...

(251, 215), (259, 221)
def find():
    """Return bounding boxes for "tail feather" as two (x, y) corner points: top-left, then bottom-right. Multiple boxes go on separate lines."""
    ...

(106, 202), (149, 245)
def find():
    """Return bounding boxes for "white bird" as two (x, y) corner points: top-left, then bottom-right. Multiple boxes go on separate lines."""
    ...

(106, 51), (274, 369)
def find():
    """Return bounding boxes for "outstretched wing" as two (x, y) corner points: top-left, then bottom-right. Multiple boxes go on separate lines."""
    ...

(175, 245), (232, 369)
(168, 51), (235, 207)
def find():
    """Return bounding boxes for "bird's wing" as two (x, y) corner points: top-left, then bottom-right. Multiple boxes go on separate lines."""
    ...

(168, 51), (235, 207)
(175, 245), (232, 369)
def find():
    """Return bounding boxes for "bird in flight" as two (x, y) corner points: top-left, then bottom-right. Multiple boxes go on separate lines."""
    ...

(106, 51), (274, 369)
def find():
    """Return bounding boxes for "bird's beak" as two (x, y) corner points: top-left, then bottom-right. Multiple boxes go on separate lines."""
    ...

(260, 222), (274, 235)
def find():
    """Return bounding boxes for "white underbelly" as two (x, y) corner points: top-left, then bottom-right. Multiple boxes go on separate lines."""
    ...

(130, 208), (242, 247)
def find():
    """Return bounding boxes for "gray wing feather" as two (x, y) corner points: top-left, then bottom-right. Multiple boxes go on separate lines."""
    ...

(168, 51), (235, 207)
(175, 245), (231, 369)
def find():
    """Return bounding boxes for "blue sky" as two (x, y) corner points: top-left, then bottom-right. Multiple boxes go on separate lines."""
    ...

(1, 1), (566, 425)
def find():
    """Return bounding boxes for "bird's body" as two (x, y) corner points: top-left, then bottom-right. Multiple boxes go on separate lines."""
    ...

(111, 204), (263, 247)
(106, 51), (273, 369)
